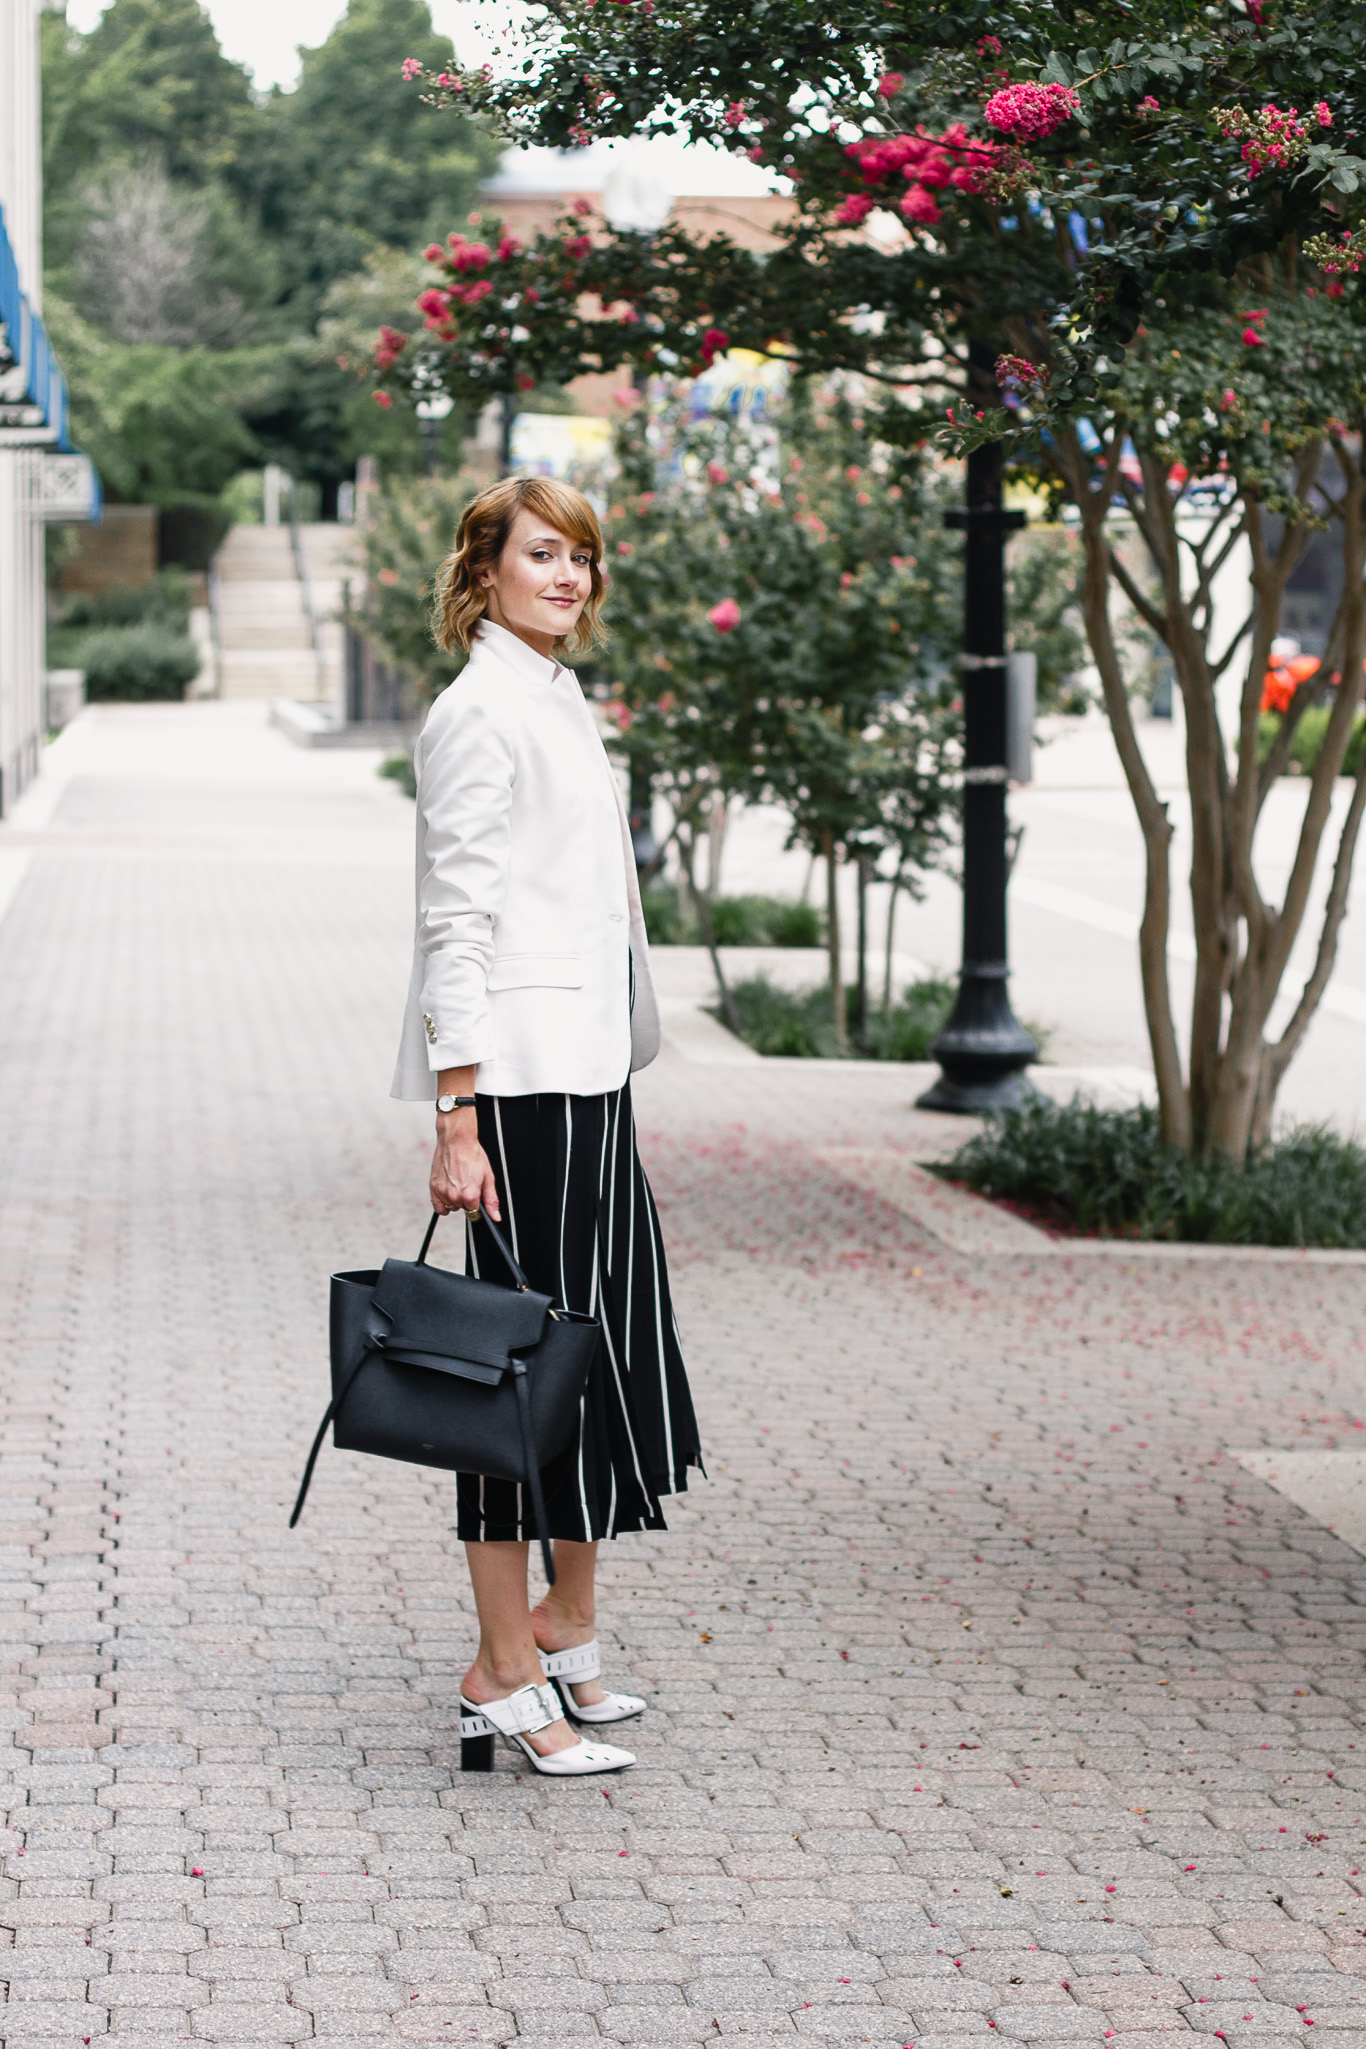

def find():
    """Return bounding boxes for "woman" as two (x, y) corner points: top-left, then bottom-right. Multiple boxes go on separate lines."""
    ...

(391, 475), (702, 1778)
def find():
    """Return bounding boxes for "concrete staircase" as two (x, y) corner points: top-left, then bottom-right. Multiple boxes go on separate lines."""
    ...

(213, 525), (320, 701)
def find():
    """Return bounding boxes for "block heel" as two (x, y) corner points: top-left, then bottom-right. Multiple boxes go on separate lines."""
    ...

(461, 1732), (495, 1772)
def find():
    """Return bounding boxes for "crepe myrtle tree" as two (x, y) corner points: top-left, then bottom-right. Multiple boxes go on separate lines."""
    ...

(597, 391), (962, 1051)
(375, 0), (1366, 1158)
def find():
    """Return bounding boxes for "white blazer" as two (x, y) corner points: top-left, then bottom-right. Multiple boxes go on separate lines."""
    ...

(391, 619), (661, 1101)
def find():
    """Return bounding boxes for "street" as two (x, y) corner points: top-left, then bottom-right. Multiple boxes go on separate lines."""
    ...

(0, 704), (1363, 2046)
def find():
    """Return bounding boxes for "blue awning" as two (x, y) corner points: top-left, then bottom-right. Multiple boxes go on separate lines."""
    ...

(0, 202), (71, 449)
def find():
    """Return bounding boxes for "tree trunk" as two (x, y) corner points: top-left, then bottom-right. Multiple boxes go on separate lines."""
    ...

(681, 821), (742, 1037)
(1069, 449), (1188, 1150)
(821, 826), (847, 1053)
(882, 871), (901, 1013)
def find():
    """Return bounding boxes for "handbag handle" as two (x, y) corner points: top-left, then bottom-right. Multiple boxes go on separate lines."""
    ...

(417, 1204), (531, 1293)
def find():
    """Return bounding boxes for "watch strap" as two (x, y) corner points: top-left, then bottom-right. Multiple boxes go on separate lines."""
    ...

(436, 1093), (478, 1112)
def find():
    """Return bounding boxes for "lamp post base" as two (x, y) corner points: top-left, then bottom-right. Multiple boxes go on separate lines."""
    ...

(915, 967), (1039, 1114)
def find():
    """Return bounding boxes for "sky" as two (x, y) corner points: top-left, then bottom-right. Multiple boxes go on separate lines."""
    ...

(60, 0), (779, 195)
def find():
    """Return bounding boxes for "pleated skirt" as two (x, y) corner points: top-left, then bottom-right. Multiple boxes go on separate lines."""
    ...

(458, 1083), (702, 1543)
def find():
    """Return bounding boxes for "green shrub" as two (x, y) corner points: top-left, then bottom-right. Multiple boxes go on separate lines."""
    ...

(716, 972), (957, 1060)
(80, 623), (200, 701)
(378, 751), (417, 797)
(860, 976), (957, 1060)
(938, 1096), (1366, 1246)
(52, 567), (195, 635)
(1259, 706), (1366, 778)
(640, 886), (824, 948)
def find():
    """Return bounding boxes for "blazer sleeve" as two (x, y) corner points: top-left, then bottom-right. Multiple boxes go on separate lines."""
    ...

(414, 693), (515, 1071)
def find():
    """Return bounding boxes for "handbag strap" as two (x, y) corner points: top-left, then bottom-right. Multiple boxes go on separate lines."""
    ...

(288, 1344), (373, 1529)
(417, 1204), (532, 1293)
(512, 1358), (557, 1589)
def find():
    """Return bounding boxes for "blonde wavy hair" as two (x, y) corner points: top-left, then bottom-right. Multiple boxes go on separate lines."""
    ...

(432, 475), (607, 656)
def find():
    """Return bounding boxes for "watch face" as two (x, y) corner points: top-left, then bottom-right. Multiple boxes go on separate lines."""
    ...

(437, 1094), (456, 1112)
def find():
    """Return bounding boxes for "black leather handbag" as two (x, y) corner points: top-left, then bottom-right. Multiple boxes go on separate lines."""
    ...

(289, 1207), (599, 1582)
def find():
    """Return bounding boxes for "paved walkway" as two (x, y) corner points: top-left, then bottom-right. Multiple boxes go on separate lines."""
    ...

(1, 704), (1365, 2048)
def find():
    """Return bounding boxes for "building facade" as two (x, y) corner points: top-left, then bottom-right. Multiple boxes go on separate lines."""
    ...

(0, 0), (96, 816)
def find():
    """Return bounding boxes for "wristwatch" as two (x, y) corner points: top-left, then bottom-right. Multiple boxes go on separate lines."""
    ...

(436, 1093), (477, 1114)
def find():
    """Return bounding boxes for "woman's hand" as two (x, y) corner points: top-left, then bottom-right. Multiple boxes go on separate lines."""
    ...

(430, 1107), (502, 1221)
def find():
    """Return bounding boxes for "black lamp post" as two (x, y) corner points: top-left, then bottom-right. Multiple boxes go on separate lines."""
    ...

(917, 340), (1038, 1113)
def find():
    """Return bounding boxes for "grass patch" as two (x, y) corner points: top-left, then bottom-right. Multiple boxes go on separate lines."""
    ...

(938, 1095), (1366, 1246)
(716, 972), (957, 1060)
(642, 886), (823, 947)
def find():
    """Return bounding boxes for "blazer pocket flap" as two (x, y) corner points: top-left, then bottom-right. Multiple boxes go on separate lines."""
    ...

(487, 953), (584, 992)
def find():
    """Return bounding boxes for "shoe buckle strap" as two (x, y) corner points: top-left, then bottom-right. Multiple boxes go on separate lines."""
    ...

(476, 1682), (559, 1738)
(540, 1638), (601, 1682)
(459, 1709), (494, 1740)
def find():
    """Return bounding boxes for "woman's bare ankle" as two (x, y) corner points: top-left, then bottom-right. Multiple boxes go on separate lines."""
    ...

(530, 1595), (595, 1651)
(462, 1653), (541, 1703)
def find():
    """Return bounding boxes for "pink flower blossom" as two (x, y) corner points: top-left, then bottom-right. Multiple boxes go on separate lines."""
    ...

(422, 243), (444, 262)
(835, 192), (875, 226)
(372, 391), (392, 408)
(517, 374), (536, 391)
(995, 352), (1044, 389)
(724, 100), (746, 127)
(573, 196), (594, 216)
(706, 461), (729, 484)
(449, 239), (491, 271)
(708, 598), (741, 632)
(497, 235), (523, 261)
(1221, 389), (1239, 410)
(616, 540), (633, 555)
(400, 57), (422, 81)
(745, 145), (765, 161)
(700, 327), (731, 366)
(900, 184), (941, 225)
(877, 72), (905, 97)
(435, 72), (460, 90)
(416, 288), (450, 318)
(840, 571), (855, 587)
(984, 81), (1080, 141)
(978, 35), (1003, 55)
(1317, 101), (1332, 126)
(1242, 325), (1265, 345)
(564, 233), (592, 259)
(1138, 96), (1160, 118)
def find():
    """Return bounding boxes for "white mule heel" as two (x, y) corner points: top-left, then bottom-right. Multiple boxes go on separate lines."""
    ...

(458, 1681), (635, 1775)
(538, 1638), (647, 1725)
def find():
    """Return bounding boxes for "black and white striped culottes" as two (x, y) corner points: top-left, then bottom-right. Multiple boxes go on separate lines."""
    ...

(458, 1083), (702, 1544)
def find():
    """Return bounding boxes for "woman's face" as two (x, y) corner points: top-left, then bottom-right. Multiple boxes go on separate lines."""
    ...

(479, 508), (595, 653)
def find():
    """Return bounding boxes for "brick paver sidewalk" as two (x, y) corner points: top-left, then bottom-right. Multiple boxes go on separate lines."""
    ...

(1, 704), (1364, 2048)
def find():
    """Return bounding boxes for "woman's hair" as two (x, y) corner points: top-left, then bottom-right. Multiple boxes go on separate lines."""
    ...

(432, 475), (607, 656)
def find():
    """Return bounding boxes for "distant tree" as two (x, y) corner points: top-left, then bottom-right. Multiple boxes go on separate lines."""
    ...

(254, 0), (501, 318)
(601, 390), (962, 1049)
(74, 159), (275, 348)
(44, 296), (266, 506)
(40, 0), (264, 243)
